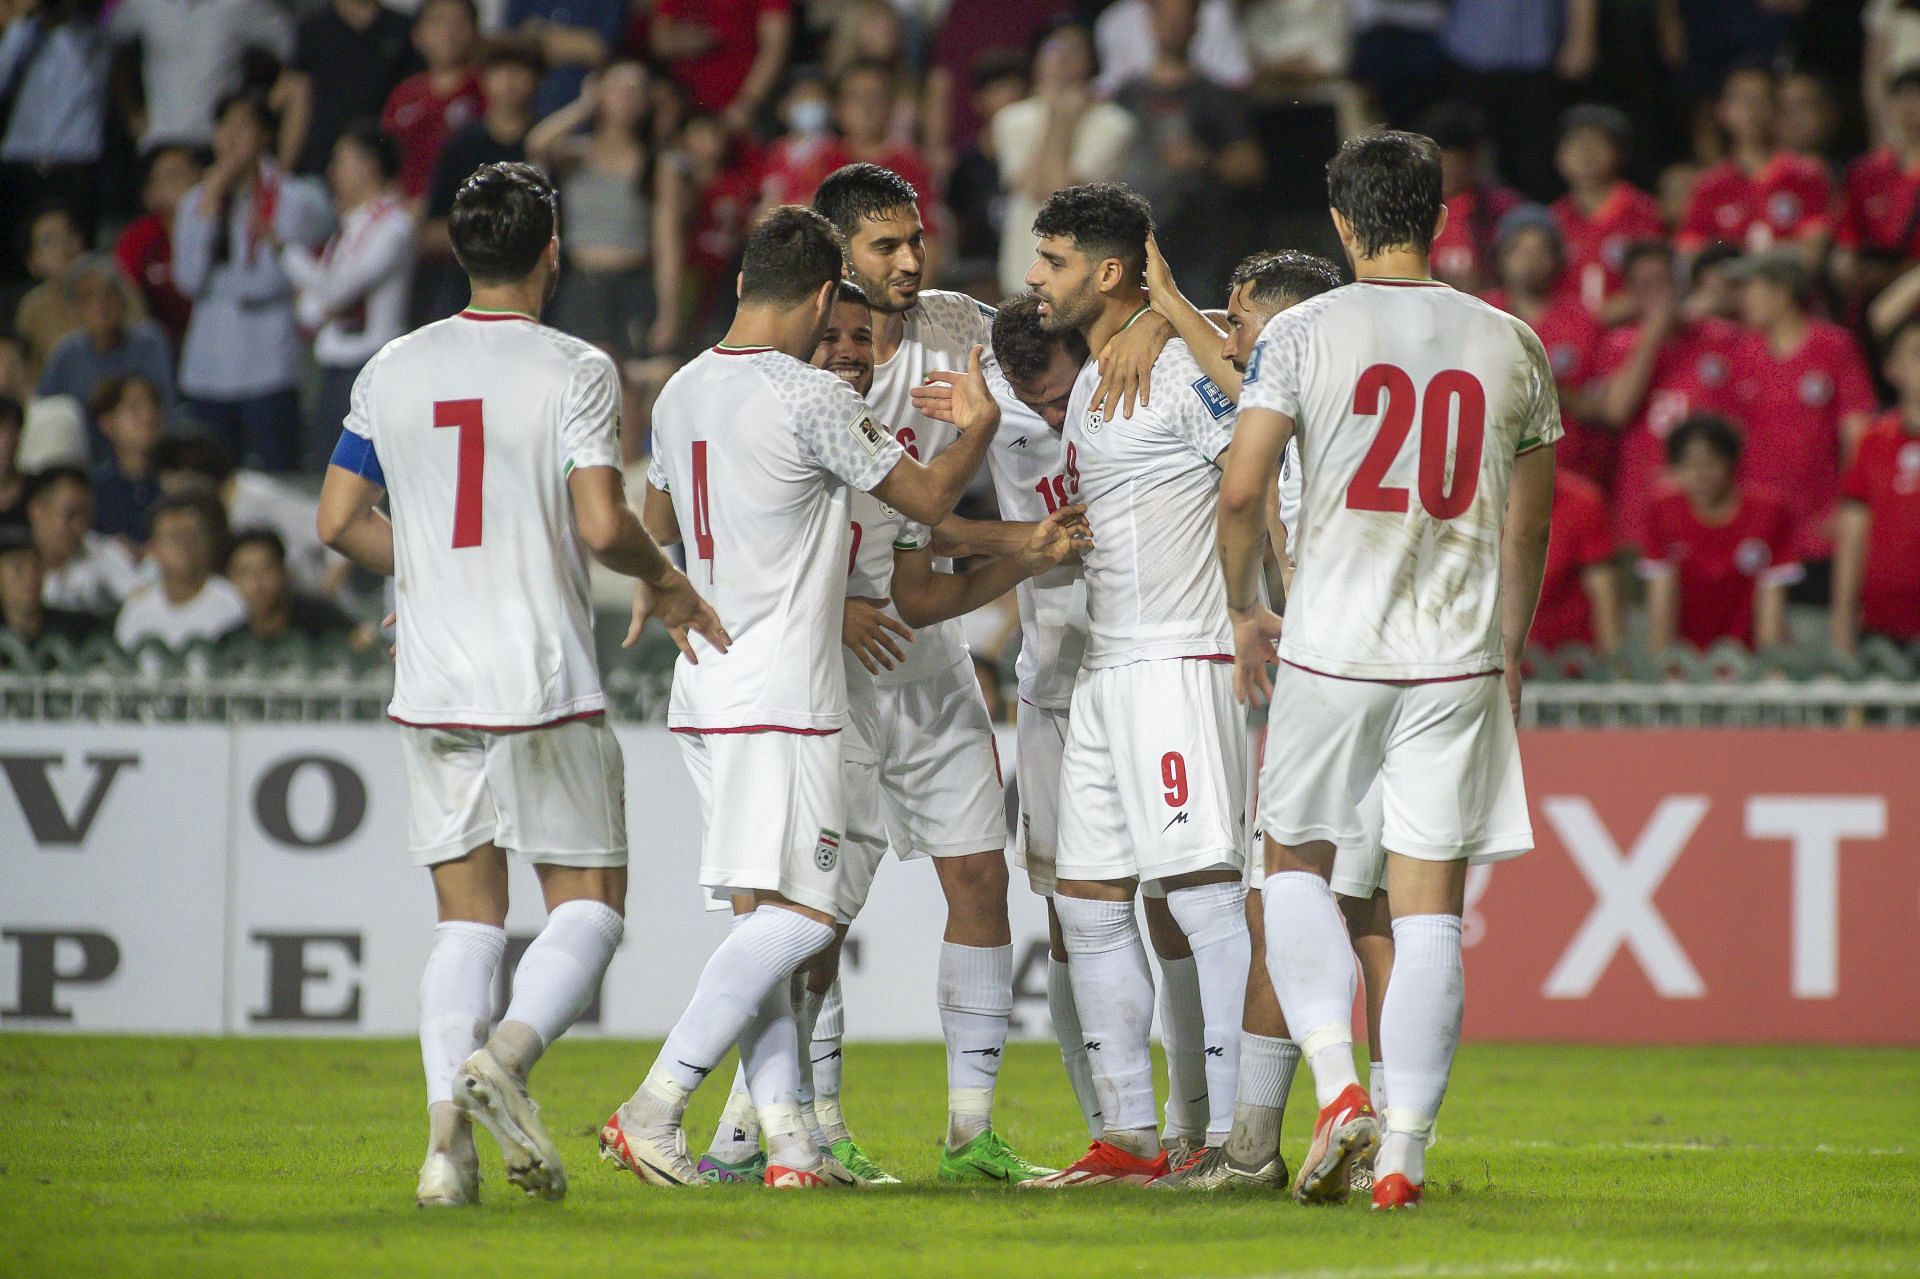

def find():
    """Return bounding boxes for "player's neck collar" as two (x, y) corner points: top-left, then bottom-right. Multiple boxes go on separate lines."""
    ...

(1355, 276), (1446, 288)
(712, 343), (774, 355)
(459, 307), (537, 321)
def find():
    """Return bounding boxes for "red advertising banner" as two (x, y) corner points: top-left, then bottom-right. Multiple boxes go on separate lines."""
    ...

(1463, 731), (1919, 1043)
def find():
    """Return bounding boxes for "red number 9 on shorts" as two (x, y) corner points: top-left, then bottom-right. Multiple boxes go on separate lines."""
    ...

(1161, 751), (1188, 808)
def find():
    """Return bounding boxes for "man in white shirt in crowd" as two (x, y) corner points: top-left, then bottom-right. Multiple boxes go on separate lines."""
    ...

(114, 492), (245, 649)
(24, 467), (143, 614)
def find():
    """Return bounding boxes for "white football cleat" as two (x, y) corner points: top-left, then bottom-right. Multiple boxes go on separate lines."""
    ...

(415, 1151), (478, 1207)
(600, 1108), (706, 1187)
(454, 1048), (566, 1201)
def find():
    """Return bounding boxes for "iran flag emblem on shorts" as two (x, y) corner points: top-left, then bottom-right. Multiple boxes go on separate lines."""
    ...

(814, 830), (841, 871)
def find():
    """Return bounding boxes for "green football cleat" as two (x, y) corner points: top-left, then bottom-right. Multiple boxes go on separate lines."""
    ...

(827, 1138), (901, 1186)
(695, 1151), (768, 1185)
(937, 1129), (1057, 1184)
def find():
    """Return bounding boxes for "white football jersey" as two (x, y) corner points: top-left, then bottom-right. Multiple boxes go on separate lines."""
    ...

(864, 289), (999, 685)
(983, 367), (1089, 709)
(1063, 336), (1238, 669)
(342, 311), (622, 729)
(650, 345), (905, 732)
(1276, 438), (1302, 556)
(1241, 279), (1563, 680)
(844, 488), (929, 761)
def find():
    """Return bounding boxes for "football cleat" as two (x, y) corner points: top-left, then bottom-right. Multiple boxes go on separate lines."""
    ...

(1148, 1144), (1288, 1192)
(599, 1108), (705, 1187)
(1018, 1140), (1168, 1189)
(1293, 1083), (1378, 1205)
(696, 1151), (768, 1185)
(829, 1138), (902, 1186)
(1350, 1146), (1376, 1194)
(453, 1049), (565, 1201)
(1371, 1171), (1423, 1210)
(415, 1151), (478, 1207)
(765, 1162), (839, 1189)
(1161, 1132), (1205, 1169)
(938, 1128), (1056, 1184)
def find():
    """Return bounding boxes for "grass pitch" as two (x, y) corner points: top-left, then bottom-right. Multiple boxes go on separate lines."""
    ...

(1, 1036), (1915, 1278)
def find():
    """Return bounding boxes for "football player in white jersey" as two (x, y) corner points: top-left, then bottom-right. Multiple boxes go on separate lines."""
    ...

(315, 163), (725, 1208)
(1219, 132), (1559, 1210)
(1002, 182), (1255, 1188)
(806, 163), (1150, 1181)
(598, 206), (1002, 1191)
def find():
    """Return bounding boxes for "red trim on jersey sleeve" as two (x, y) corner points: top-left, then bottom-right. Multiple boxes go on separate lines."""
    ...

(668, 723), (843, 735)
(1281, 659), (1502, 685)
(388, 709), (606, 732)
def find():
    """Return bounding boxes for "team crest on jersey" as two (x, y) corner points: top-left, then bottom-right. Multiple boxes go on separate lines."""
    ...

(814, 829), (841, 871)
(1798, 372), (1833, 407)
(1244, 341), (1265, 386)
(1192, 375), (1234, 420)
(1734, 536), (1772, 576)
(1083, 404), (1106, 434)
(851, 413), (889, 457)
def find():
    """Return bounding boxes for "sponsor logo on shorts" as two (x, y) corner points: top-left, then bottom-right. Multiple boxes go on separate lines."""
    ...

(814, 829), (841, 871)
(1164, 811), (1190, 831)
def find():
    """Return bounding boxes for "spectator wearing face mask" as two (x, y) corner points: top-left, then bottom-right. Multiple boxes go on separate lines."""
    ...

(115, 491), (244, 650)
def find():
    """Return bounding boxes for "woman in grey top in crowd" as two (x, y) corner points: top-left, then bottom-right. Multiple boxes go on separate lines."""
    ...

(172, 86), (331, 473)
(527, 60), (686, 360)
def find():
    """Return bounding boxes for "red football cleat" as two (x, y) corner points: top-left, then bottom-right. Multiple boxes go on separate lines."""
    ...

(764, 1163), (837, 1189)
(1293, 1082), (1379, 1205)
(1371, 1171), (1423, 1210)
(1018, 1140), (1171, 1188)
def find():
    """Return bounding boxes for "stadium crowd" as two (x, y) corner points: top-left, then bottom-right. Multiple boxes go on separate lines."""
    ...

(2, 0), (1919, 681)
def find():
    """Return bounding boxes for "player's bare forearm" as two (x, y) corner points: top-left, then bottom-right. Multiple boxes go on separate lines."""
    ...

(1499, 446), (1556, 668)
(317, 468), (394, 576)
(569, 466), (675, 584)
(893, 554), (1025, 628)
(931, 514), (1026, 558)
(873, 409), (996, 526)
(642, 480), (682, 548)
(1218, 408), (1291, 611)
(1145, 236), (1235, 394)
(1755, 582), (1789, 650)
(327, 509), (394, 576)
(591, 510), (679, 585)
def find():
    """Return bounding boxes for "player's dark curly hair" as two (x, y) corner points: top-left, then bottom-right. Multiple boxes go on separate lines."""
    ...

(990, 295), (1090, 383)
(832, 277), (871, 308)
(814, 163), (921, 239)
(1665, 412), (1745, 467)
(1326, 131), (1445, 259)
(450, 161), (557, 284)
(740, 205), (846, 306)
(1031, 182), (1154, 281)
(1229, 250), (1344, 310)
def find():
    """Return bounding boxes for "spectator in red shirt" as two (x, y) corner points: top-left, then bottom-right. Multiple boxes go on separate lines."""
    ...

(1551, 105), (1667, 323)
(1591, 240), (1745, 548)
(1678, 63), (1832, 263)
(651, 0), (793, 134)
(1686, 242), (1744, 322)
(1641, 413), (1800, 653)
(1483, 205), (1611, 489)
(1832, 316), (1920, 651)
(758, 73), (841, 206)
(682, 112), (762, 330)
(113, 144), (202, 348)
(381, 0), (485, 207)
(1420, 99), (1521, 294)
(1729, 249), (1878, 564)
(1833, 68), (1920, 312)
(1529, 467), (1622, 655)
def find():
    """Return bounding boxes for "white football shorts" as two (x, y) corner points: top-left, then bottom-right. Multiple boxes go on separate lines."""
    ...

(1056, 658), (1248, 887)
(401, 714), (627, 867)
(1258, 665), (1533, 865)
(675, 727), (848, 919)
(1012, 701), (1069, 896)
(1245, 721), (1387, 897)
(874, 654), (1007, 859)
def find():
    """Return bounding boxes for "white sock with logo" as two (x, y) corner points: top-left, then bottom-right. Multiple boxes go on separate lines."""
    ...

(1047, 953), (1104, 1139)
(810, 977), (849, 1143)
(1377, 914), (1463, 1184)
(1166, 881), (1251, 1145)
(939, 941), (1013, 1148)
(1262, 872), (1360, 1107)
(1156, 953), (1208, 1145)
(419, 920), (506, 1108)
(494, 899), (623, 1074)
(707, 1063), (761, 1165)
(1055, 894), (1159, 1153)
(792, 973), (827, 1148)
(738, 976), (818, 1172)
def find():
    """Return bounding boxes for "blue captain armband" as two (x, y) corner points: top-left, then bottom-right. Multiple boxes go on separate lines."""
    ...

(330, 430), (386, 487)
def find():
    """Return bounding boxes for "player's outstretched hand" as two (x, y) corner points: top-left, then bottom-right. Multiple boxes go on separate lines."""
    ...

(908, 345), (1001, 436)
(1143, 233), (1178, 313)
(626, 568), (731, 663)
(843, 595), (915, 673)
(1091, 308), (1173, 422)
(1020, 504), (1094, 572)
(1229, 603), (1285, 706)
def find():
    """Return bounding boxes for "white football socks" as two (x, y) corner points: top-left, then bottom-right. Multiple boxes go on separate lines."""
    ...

(1262, 872), (1361, 1107)
(707, 1064), (761, 1164)
(1055, 895), (1158, 1153)
(494, 899), (623, 1075)
(1047, 953), (1103, 1139)
(1166, 882), (1251, 1145)
(1224, 1032), (1300, 1167)
(1377, 914), (1463, 1185)
(1370, 1061), (1387, 1117)
(792, 975), (827, 1148)
(938, 941), (1013, 1148)
(738, 979), (817, 1171)
(419, 920), (506, 1107)
(631, 906), (833, 1121)
(811, 977), (849, 1143)
(1155, 953), (1208, 1145)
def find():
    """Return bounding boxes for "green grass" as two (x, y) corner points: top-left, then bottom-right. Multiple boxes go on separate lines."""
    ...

(1, 1037), (1916, 1278)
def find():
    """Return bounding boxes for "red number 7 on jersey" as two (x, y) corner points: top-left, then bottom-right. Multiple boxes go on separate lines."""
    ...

(435, 398), (485, 548)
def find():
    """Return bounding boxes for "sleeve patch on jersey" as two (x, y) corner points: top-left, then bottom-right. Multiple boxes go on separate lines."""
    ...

(850, 412), (890, 458)
(1192, 375), (1235, 420)
(975, 300), (996, 319)
(1516, 434), (1544, 455)
(1242, 341), (1264, 386)
(329, 429), (385, 487)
